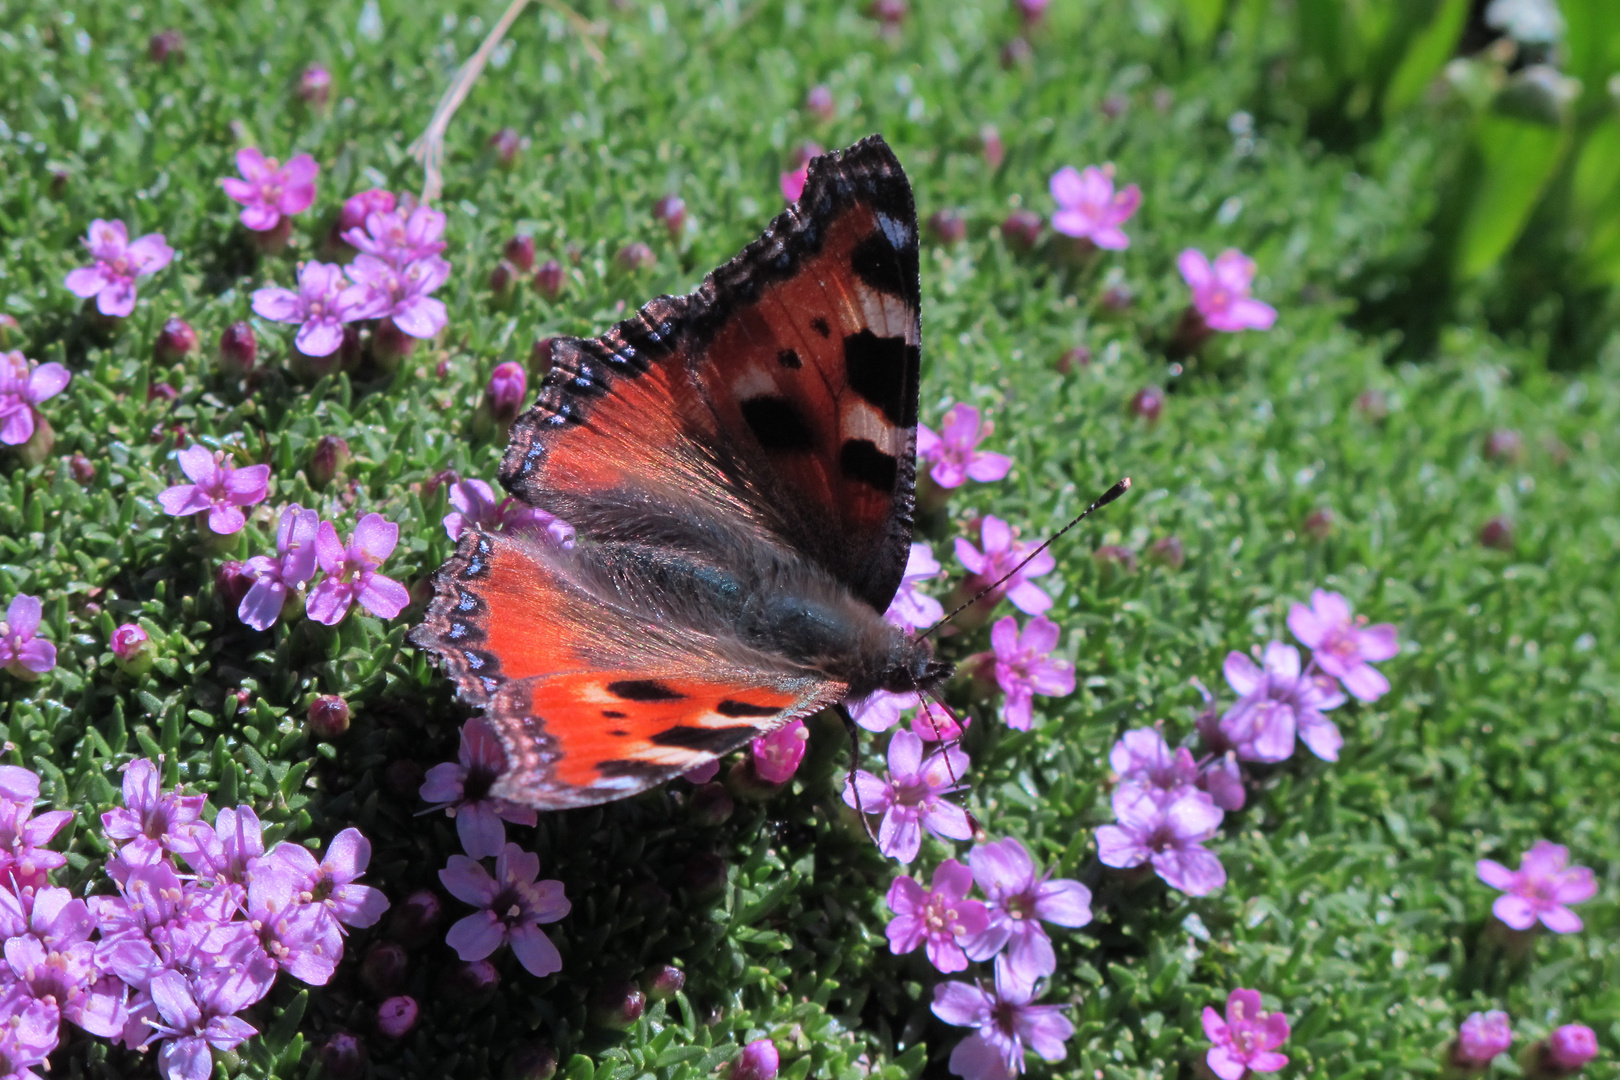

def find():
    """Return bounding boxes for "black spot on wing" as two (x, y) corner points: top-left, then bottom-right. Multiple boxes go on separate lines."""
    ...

(810, 316), (831, 338)
(839, 439), (899, 490)
(843, 330), (918, 426)
(649, 725), (753, 752)
(777, 348), (802, 369)
(741, 396), (815, 452)
(606, 679), (685, 702)
(596, 759), (665, 780)
(602, 710), (627, 719)
(716, 699), (782, 718)
(850, 228), (918, 300)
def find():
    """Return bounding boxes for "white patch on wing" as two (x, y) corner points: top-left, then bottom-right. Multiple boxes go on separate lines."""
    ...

(730, 365), (779, 400)
(842, 400), (896, 447)
(855, 285), (915, 340)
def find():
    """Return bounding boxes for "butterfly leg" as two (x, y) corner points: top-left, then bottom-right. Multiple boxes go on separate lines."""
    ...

(834, 703), (882, 847)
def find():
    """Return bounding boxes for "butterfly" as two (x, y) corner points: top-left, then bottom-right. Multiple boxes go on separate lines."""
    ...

(411, 136), (952, 810)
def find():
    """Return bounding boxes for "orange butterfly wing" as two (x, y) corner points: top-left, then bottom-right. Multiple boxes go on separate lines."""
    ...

(499, 135), (921, 613)
(413, 529), (846, 809)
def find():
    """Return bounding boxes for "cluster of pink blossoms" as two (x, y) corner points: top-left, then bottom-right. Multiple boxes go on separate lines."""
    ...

(1451, 1009), (1597, 1076)
(0, 761), (385, 1080)
(235, 505), (410, 630)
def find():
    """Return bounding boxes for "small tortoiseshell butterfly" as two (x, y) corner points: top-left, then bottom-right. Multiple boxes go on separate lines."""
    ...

(412, 136), (952, 809)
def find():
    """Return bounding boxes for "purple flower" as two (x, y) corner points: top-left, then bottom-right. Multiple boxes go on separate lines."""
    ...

(751, 719), (808, 785)
(931, 967), (1073, 1080)
(101, 759), (206, 866)
(1203, 988), (1290, 1079)
(110, 623), (148, 661)
(732, 1038), (780, 1080)
(439, 843), (570, 977)
(441, 478), (575, 547)
(251, 262), (363, 357)
(955, 516), (1056, 617)
(1049, 165), (1141, 250)
(306, 514), (409, 625)
(884, 859), (992, 973)
(987, 616), (1074, 731)
(1476, 840), (1596, 933)
(1454, 1010), (1513, 1067)
(148, 969), (258, 1080)
(420, 719), (539, 859)
(0, 352), (70, 446)
(2, 883), (128, 1040)
(184, 804), (264, 885)
(63, 219), (174, 317)
(376, 995), (418, 1039)
(0, 766), (72, 890)
(1198, 752), (1247, 812)
(842, 729), (972, 864)
(485, 362), (527, 427)
(156, 445), (271, 535)
(238, 505), (321, 631)
(0, 990), (57, 1079)
(885, 542), (945, 632)
(1178, 249), (1277, 333)
(1110, 728), (1199, 804)
(1221, 641), (1346, 762)
(343, 204), (447, 266)
(249, 827), (388, 945)
(343, 254), (451, 339)
(1542, 1025), (1598, 1073)
(917, 405), (1013, 489)
(1096, 786), (1226, 896)
(220, 148), (318, 232)
(1287, 589), (1398, 702)
(1, 596), (56, 681)
(845, 689), (919, 734)
(339, 188), (397, 232)
(962, 838), (1091, 992)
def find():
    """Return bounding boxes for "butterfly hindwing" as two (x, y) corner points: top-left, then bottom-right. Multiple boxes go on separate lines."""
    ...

(412, 528), (846, 809)
(500, 135), (921, 614)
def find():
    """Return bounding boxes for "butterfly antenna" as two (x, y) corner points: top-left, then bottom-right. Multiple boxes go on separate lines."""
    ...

(835, 704), (882, 847)
(919, 477), (1131, 641)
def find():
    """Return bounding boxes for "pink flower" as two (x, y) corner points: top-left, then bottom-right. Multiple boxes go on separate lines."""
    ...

(0, 990), (57, 1077)
(1542, 1025), (1598, 1073)
(954, 516), (1056, 616)
(1476, 840), (1596, 933)
(251, 262), (363, 357)
(0, 764), (72, 888)
(63, 219), (174, 318)
(885, 543), (946, 633)
(1178, 249), (1277, 333)
(1454, 1010), (1513, 1067)
(917, 405), (1013, 489)
(884, 859), (992, 974)
(441, 478), (575, 547)
(439, 843), (570, 977)
(155, 445), (271, 535)
(0, 352), (70, 446)
(1221, 642), (1346, 762)
(343, 254), (451, 339)
(1110, 728), (1199, 804)
(220, 148), (319, 231)
(110, 623), (149, 662)
(339, 189), (397, 232)
(732, 1038), (780, 1080)
(147, 968), (259, 1079)
(751, 720), (808, 784)
(1287, 590), (1398, 702)
(781, 165), (809, 201)
(485, 362), (527, 427)
(249, 827), (389, 935)
(846, 689), (919, 733)
(961, 838), (1092, 992)
(932, 967), (1073, 1080)
(987, 616), (1074, 730)
(1203, 988), (1290, 1080)
(239, 505), (321, 631)
(306, 514), (410, 625)
(1049, 165), (1141, 250)
(420, 719), (539, 859)
(1096, 786), (1226, 896)
(343, 204), (447, 266)
(1, 595), (57, 680)
(842, 729), (972, 864)
(100, 759), (206, 866)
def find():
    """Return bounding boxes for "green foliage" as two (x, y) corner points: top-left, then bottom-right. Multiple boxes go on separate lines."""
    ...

(0, 0), (1616, 1079)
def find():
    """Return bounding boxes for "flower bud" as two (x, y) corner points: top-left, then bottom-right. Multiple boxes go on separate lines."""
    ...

(488, 128), (523, 168)
(530, 337), (558, 379)
(362, 940), (410, 997)
(505, 234), (537, 272)
(341, 188), (396, 232)
(731, 1038), (780, 1080)
(617, 242), (656, 272)
(1055, 345), (1090, 374)
(1001, 209), (1042, 250)
(928, 210), (966, 245)
(482, 361), (528, 434)
(534, 259), (565, 300)
(1093, 544), (1137, 575)
(868, 0), (907, 28)
(1453, 1011), (1513, 1069)
(444, 959), (500, 1007)
(217, 321), (257, 376)
(215, 560), (253, 608)
(309, 435), (350, 489)
(654, 195), (687, 240)
(1530, 1024), (1598, 1077)
(1129, 386), (1163, 424)
(641, 964), (686, 1002)
(297, 65), (332, 106)
(154, 317), (198, 364)
(489, 260), (518, 299)
(1001, 37), (1033, 68)
(805, 84), (835, 121)
(384, 758), (425, 798)
(1016, 0), (1049, 27)
(307, 694), (351, 739)
(689, 781), (735, 826)
(980, 124), (1005, 169)
(590, 981), (646, 1030)
(1480, 516), (1514, 551)
(1147, 535), (1185, 569)
(387, 888), (442, 947)
(372, 317), (415, 369)
(376, 995), (418, 1039)
(1303, 507), (1334, 541)
(750, 719), (807, 785)
(148, 29), (184, 64)
(69, 452), (96, 485)
(1486, 428), (1524, 463)
(503, 1042), (559, 1080)
(319, 1032), (369, 1080)
(111, 624), (154, 675)
(680, 852), (728, 902)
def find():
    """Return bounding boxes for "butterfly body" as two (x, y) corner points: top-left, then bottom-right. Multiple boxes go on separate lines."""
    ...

(414, 136), (944, 809)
